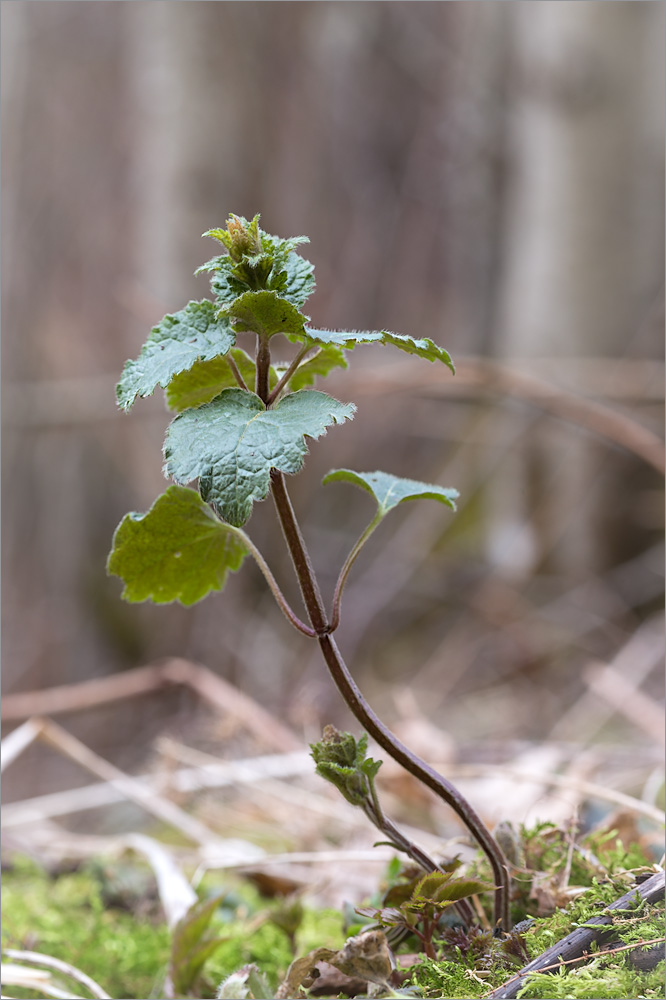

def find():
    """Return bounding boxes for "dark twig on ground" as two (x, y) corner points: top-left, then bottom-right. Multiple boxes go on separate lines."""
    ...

(486, 869), (665, 999)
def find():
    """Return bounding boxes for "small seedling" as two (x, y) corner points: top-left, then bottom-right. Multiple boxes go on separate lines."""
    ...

(108, 214), (511, 929)
(357, 868), (496, 961)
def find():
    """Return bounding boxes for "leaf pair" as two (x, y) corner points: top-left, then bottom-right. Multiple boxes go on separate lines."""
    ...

(107, 391), (357, 605)
(166, 344), (347, 412)
(116, 300), (453, 414)
(358, 871), (495, 930)
(108, 467), (459, 606)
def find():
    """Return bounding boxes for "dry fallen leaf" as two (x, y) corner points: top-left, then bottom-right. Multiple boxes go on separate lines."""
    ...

(276, 930), (395, 998)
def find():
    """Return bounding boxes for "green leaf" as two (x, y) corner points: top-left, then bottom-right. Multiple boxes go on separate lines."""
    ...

(166, 348), (277, 412)
(107, 485), (247, 605)
(322, 469), (458, 517)
(310, 728), (382, 807)
(355, 905), (413, 930)
(117, 300), (235, 411)
(274, 248), (315, 307)
(284, 344), (348, 391)
(205, 249), (314, 308)
(222, 289), (308, 339)
(430, 877), (496, 904)
(407, 872), (495, 911)
(170, 893), (228, 995)
(164, 388), (355, 527)
(300, 327), (455, 372)
(360, 757), (383, 782)
(199, 216), (315, 308)
(167, 342), (344, 412)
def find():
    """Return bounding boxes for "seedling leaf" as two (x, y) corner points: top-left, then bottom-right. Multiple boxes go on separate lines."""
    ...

(107, 485), (247, 605)
(217, 964), (272, 1000)
(164, 388), (354, 527)
(301, 327), (455, 372)
(406, 871), (495, 912)
(117, 300), (235, 410)
(170, 893), (228, 996)
(322, 469), (458, 517)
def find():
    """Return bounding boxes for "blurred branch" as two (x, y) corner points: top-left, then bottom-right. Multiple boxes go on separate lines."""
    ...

(583, 663), (665, 746)
(123, 833), (197, 928)
(1, 749), (314, 827)
(1, 658), (302, 752)
(549, 616), (664, 743)
(4, 357), (663, 431)
(1, 716), (223, 847)
(437, 763), (664, 825)
(460, 359), (665, 474)
(1, 951), (110, 1000)
(1, 718), (42, 771)
(350, 357), (665, 473)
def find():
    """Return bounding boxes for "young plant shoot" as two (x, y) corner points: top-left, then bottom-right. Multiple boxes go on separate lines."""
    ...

(108, 214), (511, 929)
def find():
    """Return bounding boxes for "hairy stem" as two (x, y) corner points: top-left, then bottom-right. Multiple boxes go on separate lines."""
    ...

(361, 799), (475, 927)
(270, 470), (329, 635)
(226, 353), (249, 391)
(255, 333), (271, 401)
(329, 511), (384, 631)
(270, 474), (510, 929)
(267, 343), (313, 405)
(319, 632), (510, 928)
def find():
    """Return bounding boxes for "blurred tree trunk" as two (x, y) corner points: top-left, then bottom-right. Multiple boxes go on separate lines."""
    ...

(489, 2), (664, 578)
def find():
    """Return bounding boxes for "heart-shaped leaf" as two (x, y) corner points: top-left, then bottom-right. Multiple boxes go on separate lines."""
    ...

(322, 469), (458, 517)
(164, 389), (355, 527)
(107, 486), (247, 605)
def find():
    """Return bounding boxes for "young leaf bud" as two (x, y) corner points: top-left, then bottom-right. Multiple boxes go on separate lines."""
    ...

(226, 214), (262, 262)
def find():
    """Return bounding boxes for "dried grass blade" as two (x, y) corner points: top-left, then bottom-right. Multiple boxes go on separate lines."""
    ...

(2, 951), (110, 1000)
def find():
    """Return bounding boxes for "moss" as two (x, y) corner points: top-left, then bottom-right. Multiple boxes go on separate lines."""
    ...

(525, 873), (662, 958)
(517, 958), (665, 999)
(1, 855), (169, 999)
(201, 899), (345, 993)
(3, 850), (662, 1000)
(406, 956), (495, 999)
(201, 921), (293, 995)
(402, 872), (664, 1000)
(296, 906), (345, 954)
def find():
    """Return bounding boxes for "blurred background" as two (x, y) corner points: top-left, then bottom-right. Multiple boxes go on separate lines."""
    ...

(2, 2), (664, 856)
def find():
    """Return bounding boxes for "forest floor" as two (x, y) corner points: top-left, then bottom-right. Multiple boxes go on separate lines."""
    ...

(2, 662), (664, 1000)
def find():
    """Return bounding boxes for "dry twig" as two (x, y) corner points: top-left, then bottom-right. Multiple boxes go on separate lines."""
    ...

(1, 658), (301, 752)
(485, 869), (665, 999)
(1, 717), (222, 846)
(2, 950), (110, 1000)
